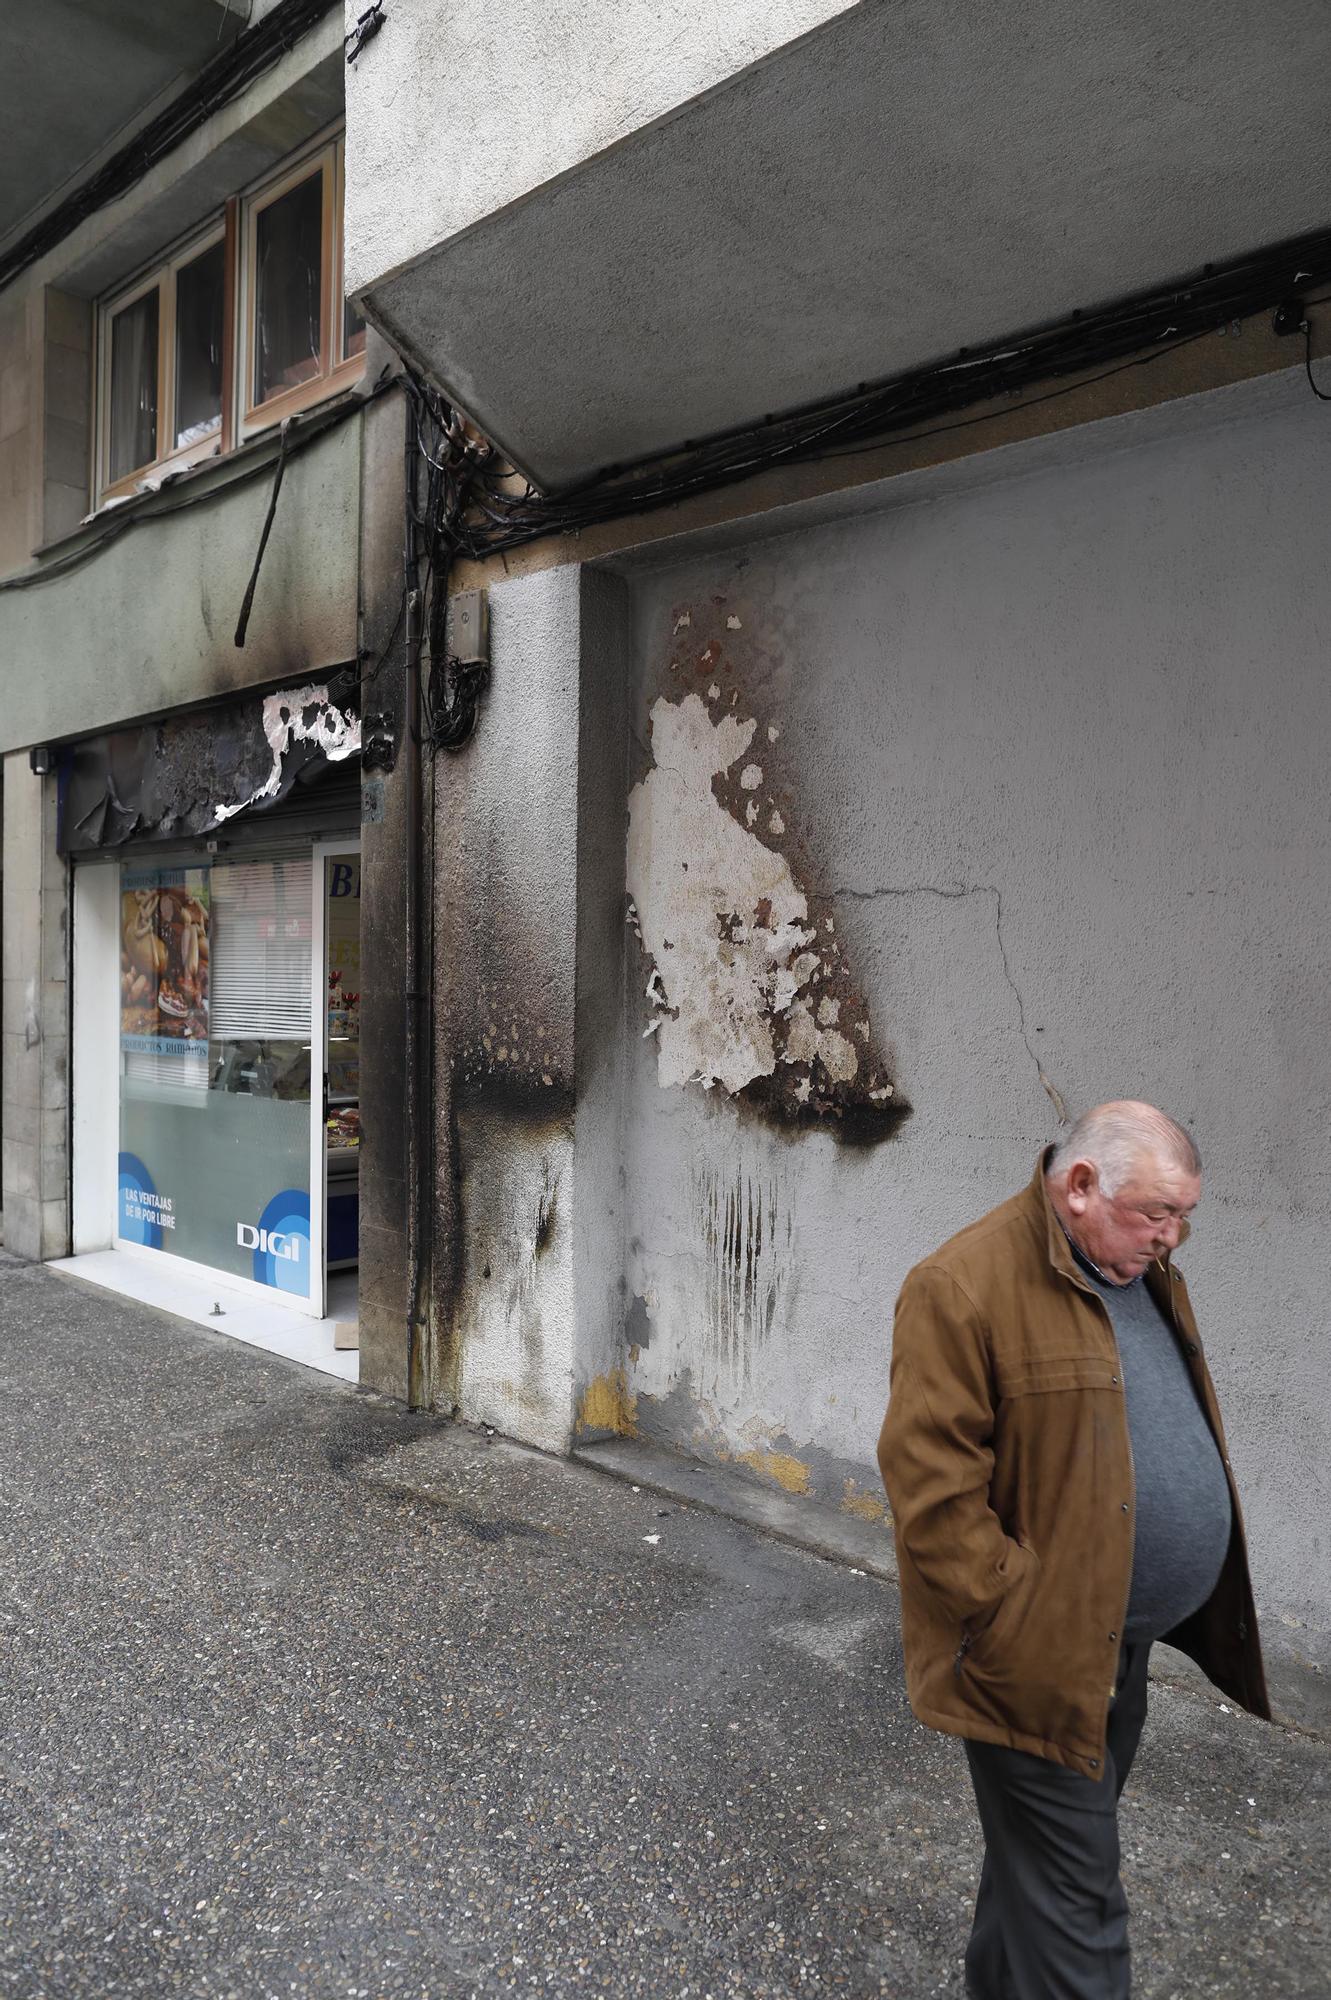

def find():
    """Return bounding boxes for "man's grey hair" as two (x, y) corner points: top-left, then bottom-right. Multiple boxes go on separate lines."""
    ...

(1048, 1101), (1201, 1197)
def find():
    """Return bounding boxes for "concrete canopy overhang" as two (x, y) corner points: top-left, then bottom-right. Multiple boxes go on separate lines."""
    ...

(357, 0), (1331, 492)
(0, 0), (245, 257)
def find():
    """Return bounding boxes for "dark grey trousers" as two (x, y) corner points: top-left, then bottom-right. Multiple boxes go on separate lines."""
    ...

(963, 1643), (1151, 2000)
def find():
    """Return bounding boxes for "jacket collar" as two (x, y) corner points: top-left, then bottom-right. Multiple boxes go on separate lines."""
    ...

(1027, 1148), (1085, 1285)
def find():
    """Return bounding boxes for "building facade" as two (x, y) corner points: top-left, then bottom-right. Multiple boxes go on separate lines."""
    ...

(0, 0), (415, 1383)
(341, 0), (1331, 1689)
(3, 1), (1330, 1700)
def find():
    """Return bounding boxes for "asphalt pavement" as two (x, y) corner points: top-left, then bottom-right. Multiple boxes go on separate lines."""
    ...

(1, 1254), (1328, 1999)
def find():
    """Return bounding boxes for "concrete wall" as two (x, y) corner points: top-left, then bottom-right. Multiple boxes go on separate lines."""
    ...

(570, 371), (1331, 1654)
(342, 0), (855, 297)
(0, 289), (41, 579)
(2, 760), (68, 1260)
(347, 0), (1331, 491)
(0, 415), (362, 753)
(426, 565), (630, 1449)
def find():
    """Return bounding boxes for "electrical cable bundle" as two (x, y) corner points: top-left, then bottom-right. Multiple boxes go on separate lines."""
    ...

(411, 222), (1331, 564)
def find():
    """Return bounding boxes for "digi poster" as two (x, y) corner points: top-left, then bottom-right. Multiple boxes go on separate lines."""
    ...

(119, 868), (211, 1079)
(116, 856), (314, 1301)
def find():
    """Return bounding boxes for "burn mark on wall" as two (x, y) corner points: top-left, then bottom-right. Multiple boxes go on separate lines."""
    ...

(697, 1164), (791, 1390)
(626, 607), (906, 1140)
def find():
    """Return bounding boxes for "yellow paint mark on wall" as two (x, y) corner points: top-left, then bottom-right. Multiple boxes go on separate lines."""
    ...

(737, 1448), (811, 1495)
(576, 1369), (638, 1437)
(841, 1478), (887, 1524)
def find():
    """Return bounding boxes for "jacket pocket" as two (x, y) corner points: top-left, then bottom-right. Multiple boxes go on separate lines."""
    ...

(955, 1542), (1042, 1677)
(995, 1354), (1120, 1397)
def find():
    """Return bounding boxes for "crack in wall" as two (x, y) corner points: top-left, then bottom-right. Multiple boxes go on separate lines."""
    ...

(829, 881), (1067, 1122)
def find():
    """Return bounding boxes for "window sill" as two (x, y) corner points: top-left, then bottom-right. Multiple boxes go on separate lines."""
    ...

(28, 376), (380, 569)
(239, 354), (367, 441)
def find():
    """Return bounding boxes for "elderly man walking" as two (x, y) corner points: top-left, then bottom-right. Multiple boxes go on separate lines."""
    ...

(878, 1102), (1269, 1999)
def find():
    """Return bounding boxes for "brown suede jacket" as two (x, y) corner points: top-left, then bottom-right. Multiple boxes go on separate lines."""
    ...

(877, 1155), (1270, 1776)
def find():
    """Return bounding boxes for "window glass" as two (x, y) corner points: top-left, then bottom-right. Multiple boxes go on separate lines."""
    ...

(174, 239), (225, 449)
(108, 288), (159, 481)
(118, 857), (314, 1300)
(254, 171), (323, 405)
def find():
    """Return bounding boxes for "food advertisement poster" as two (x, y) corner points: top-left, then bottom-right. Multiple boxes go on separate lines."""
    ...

(120, 867), (211, 1078)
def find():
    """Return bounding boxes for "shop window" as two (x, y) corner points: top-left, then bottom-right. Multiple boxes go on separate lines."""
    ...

(117, 854), (318, 1302)
(93, 128), (363, 504)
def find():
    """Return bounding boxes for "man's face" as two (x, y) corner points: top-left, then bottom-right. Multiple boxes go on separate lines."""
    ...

(1063, 1151), (1202, 1284)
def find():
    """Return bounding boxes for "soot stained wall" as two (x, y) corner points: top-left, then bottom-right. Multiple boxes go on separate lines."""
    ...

(610, 381), (1331, 1650)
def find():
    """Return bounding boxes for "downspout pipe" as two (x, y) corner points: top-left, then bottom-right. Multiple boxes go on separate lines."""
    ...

(403, 401), (427, 1407)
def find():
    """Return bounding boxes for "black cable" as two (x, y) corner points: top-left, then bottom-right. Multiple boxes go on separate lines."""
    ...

(0, 376), (394, 594)
(233, 420), (291, 646)
(1304, 321), (1331, 403)
(416, 226), (1331, 562)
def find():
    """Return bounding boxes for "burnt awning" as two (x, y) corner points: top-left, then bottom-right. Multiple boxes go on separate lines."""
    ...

(58, 677), (361, 855)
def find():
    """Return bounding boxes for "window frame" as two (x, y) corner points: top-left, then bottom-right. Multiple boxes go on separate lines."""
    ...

(97, 219), (227, 503)
(237, 130), (363, 442)
(93, 125), (364, 506)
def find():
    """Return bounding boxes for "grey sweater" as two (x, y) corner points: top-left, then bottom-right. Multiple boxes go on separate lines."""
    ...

(1072, 1249), (1232, 1641)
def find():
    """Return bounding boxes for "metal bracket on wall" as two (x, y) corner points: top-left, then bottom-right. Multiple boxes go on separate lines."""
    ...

(360, 712), (397, 774)
(345, 2), (386, 62)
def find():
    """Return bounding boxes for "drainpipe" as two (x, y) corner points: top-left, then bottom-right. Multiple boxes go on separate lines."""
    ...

(403, 401), (428, 1407)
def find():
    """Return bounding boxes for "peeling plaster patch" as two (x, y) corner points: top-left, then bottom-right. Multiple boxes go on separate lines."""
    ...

(707, 683), (721, 700)
(727, 615), (743, 630)
(785, 999), (858, 1084)
(627, 684), (904, 1138)
(737, 1447), (811, 1495)
(673, 612), (692, 632)
(577, 1369), (638, 1437)
(767, 724), (780, 742)
(212, 684), (360, 825)
(627, 694), (816, 1095)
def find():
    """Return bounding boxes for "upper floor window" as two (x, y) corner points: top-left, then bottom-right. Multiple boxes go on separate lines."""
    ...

(103, 228), (225, 487)
(96, 130), (362, 504)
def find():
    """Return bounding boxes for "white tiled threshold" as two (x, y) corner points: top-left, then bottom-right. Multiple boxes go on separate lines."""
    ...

(51, 1251), (359, 1383)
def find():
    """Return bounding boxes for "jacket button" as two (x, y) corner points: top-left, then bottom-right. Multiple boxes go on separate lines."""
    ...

(1109, 1632), (1117, 1643)
(1089, 1759), (1100, 1769)
(1186, 1341), (1199, 1356)
(1111, 1375), (1119, 1386)
(1121, 1502), (1130, 1513)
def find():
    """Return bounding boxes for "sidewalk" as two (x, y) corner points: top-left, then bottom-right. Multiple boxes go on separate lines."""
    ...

(1, 1255), (1327, 1998)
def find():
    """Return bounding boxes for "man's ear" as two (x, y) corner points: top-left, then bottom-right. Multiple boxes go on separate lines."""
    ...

(1065, 1160), (1096, 1213)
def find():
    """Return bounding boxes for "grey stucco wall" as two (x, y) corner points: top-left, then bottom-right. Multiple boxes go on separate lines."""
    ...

(600, 377), (1331, 1654)
(342, 0), (853, 299)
